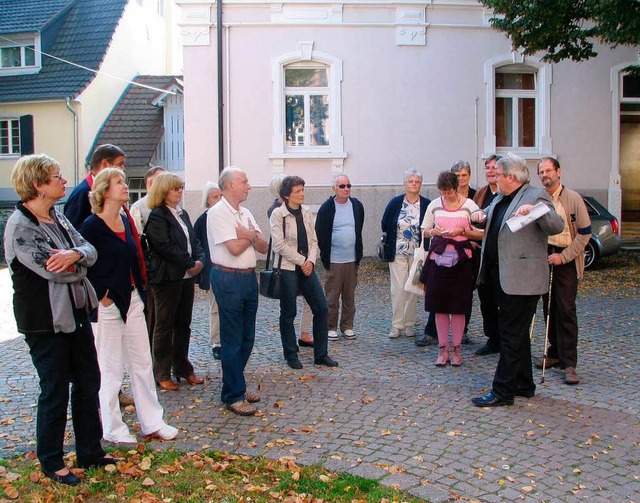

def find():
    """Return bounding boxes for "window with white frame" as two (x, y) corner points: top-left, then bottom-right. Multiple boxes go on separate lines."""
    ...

(484, 55), (552, 159)
(0, 118), (20, 155)
(495, 68), (536, 148)
(285, 64), (329, 148)
(270, 43), (345, 168)
(0, 34), (40, 76)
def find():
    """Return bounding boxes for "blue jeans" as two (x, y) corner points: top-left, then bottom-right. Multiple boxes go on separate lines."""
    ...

(279, 268), (329, 362)
(24, 310), (105, 472)
(211, 268), (258, 405)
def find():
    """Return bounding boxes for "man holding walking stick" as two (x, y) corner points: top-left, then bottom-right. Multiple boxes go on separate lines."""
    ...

(535, 158), (591, 385)
(471, 153), (563, 407)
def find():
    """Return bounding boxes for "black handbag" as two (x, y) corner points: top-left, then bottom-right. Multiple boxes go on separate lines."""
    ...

(259, 217), (285, 299)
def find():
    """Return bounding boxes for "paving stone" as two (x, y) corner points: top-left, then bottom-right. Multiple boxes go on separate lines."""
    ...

(1, 259), (640, 501)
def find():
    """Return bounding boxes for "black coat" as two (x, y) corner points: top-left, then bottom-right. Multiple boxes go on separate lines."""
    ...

(145, 205), (204, 284)
(315, 196), (365, 270)
(380, 194), (430, 262)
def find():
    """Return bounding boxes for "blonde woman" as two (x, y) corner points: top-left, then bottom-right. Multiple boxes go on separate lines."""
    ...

(145, 173), (205, 390)
(79, 168), (178, 444)
(5, 154), (109, 485)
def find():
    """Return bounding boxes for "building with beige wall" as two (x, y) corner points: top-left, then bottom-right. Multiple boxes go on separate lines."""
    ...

(0, 0), (182, 201)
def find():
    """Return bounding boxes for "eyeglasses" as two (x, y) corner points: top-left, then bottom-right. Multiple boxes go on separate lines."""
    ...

(172, 185), (185, 191)
(495, 171), (506, 178)
(50, 174), (64, 180)
(337, 184), (352, 189)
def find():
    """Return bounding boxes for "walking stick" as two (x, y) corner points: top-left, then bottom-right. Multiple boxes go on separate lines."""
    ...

(541, 265), (554, 384)
(529, 313), (535, 341)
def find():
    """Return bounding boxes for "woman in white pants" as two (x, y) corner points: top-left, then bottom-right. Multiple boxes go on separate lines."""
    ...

(79, 168), (177, 444)
(380, 169), (431, 338)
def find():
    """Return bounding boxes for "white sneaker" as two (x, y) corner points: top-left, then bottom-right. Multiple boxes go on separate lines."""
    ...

(343, 329), (356, 340)
(104, 433), (137, 445)
(405, 327), (415, 337)
(152, 424), (179, 440)
(328, 330), (339, 341)
(388, 328), (401, 339)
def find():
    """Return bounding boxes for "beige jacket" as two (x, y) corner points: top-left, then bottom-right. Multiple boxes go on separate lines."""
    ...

(269, 203), (319, 271)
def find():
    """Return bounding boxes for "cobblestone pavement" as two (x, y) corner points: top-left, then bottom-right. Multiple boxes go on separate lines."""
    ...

(1, 260), (639, 502)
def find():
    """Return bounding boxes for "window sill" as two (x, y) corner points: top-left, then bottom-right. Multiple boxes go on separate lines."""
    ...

(493, 149), (554, 161)
(269, 151), (347, 160)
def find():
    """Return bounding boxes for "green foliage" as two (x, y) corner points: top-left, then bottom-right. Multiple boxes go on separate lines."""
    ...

(481, 0), (640, 63)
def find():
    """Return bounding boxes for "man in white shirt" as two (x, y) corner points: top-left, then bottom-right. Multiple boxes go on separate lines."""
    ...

(315, 175), (365, 341)
(207, 167), (268, 416)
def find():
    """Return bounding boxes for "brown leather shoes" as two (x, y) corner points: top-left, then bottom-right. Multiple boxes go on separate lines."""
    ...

(245, 391), (260, 403)
(535, 357), (560, 369)
(565, 367), (580, 385)
(156, 380), (179, 391)
(226, 400), (257, 416)
(177, 374), (204, 385)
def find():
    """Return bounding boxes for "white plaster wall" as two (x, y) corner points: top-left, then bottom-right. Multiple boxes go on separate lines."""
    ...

(178, 1), (639, 254)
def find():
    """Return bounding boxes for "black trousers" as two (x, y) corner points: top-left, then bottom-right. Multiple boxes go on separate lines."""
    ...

(24, 310), (105, 473)
(151, 278), (196, 381)
(477, 281), (500, 347)
(487, 265), (539, 399)
(542, 261), (579, 368)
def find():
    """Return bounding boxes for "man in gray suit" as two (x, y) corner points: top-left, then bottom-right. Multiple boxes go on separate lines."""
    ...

(471, 153), (564, 407)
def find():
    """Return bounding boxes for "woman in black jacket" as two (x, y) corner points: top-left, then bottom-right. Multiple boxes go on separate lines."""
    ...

(145, 172), (205, 390)
(380, 169), (430, 339)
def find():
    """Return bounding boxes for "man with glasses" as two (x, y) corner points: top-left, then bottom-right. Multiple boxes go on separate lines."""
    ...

(315, 175), (365, 341)
(471, 153), (563, 407)
(534, 157), (591, 385)
(473, 154), (502, 356)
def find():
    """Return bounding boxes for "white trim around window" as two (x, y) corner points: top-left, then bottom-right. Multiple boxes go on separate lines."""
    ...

(483, 53), (553, 160)
(0, 117), (21, 156)
(270, 42), (346, 171)
(0, 33), (42, 76)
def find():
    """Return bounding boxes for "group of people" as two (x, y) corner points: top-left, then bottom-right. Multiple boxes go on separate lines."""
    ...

(3, 146), (590, 484)
(380, 154), (589, 408)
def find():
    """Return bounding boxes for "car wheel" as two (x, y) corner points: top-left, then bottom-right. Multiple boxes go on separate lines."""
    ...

(584, 240), (597, 269)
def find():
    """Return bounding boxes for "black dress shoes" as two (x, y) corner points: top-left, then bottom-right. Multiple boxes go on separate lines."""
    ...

(475, 343), (500, 356)
(43, 468), (80, 486)
(212, 346), (221, 360)
(314, 356), (338, 367)
(471, 391), (514, 407)
(78, 456), (117, 470)
(287, 358), (303, 369)
(415, 335), (438, 347)
(515, 389), (535, 398)
(298, 338), (314, 347)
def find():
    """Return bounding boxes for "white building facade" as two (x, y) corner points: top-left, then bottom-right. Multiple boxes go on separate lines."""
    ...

(176, 0), (640, 252)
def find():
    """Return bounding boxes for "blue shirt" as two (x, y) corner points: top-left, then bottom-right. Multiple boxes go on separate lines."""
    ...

(330, 199), (356, 263)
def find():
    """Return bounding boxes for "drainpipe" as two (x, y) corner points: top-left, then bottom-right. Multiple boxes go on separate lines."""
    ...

(216, 0), (224, 173)
(65, 97), (79, 185)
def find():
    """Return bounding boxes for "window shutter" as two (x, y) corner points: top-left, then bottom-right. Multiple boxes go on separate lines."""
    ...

(19, 115), (34, 155)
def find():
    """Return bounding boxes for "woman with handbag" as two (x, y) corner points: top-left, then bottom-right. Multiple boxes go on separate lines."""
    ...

(269, 176), (338, 370)
(421, 171), (483, 367)
(380, 169), (430, 339)
(145, 172), (205, 390)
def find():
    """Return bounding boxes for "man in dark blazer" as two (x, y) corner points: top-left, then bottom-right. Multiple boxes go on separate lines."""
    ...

(64, 144), (126, 228)
(472, 153), (564, 407)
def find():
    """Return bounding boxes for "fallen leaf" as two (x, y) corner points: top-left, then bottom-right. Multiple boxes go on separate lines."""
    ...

(522, 486), (534, 493)
(319, 474), (330, 483)
(142, 477), (155, 486)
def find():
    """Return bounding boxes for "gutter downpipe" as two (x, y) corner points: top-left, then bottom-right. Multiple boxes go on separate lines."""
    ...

(65, 97), (79, 185)
(217, 0), (224, 173)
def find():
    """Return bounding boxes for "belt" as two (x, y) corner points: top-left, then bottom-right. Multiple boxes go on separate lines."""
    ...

(213, 264), (255, 274)
(548, 245), (566, 254)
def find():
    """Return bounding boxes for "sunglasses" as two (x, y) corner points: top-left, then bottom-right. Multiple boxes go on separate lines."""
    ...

(337, 184), (352, 189)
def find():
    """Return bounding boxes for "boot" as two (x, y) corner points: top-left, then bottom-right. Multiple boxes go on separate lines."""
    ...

(450, 345), (462, 367)
(435, 345), (449, 367)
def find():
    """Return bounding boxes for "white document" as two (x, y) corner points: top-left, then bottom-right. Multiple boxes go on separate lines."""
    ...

(506, 202), (550, 233)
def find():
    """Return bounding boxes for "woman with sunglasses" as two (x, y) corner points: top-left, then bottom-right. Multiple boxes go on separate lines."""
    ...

(145, 173), (205, 390)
